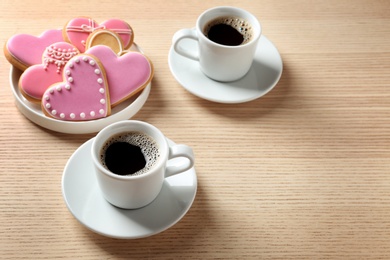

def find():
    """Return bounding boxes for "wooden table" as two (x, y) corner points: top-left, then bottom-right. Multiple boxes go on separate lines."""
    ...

(1, 0), (389, 258)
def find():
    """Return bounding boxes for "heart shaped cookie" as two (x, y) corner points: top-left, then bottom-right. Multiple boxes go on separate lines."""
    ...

(42, 54), (111, 121)
(86, 45), (154, 106)
(4, 29), (64, 71)
(63, 17), (133, 52)
(19, 42), (79, 103)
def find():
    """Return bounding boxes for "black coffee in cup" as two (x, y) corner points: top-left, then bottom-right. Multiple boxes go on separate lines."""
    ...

(100, 132), (160, 176)
(203, 16), (253, 46)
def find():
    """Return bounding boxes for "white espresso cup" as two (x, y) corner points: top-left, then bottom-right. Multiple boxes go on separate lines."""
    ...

(172, 6), (261, 82)
(91, 120), (195, 209)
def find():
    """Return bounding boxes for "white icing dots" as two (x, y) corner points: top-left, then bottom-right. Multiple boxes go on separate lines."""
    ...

(44, 56), (108, 122)
(43, 44), (78, 73)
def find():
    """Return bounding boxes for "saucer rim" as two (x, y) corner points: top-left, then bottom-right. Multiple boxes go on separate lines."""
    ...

(61, 138), (197, 239)
(168, 34), (283, 104)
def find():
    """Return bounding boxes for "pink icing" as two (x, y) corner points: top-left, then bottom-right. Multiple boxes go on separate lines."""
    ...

(99, 19), (133, 48)
(86, 45), (153, 106)
(6, 29), (64, 68)
(19, 42), (79, 101)
(65, 18), (133, 52)
(42, 54), (110, 121)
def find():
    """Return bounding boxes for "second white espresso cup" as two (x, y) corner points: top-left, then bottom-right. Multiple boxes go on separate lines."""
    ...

(172, 6), (261, 82)
(91, 120), (195, 209)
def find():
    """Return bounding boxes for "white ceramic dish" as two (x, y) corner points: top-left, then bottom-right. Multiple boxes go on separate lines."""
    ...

(9, 43), (151, 134)
(62, 138), (197, 239)
(168, 35), (283, 103)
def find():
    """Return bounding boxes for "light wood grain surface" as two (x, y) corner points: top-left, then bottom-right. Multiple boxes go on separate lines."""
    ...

(1, 0), (390, 259)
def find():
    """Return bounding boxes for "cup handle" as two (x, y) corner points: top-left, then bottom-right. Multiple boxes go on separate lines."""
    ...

(165, 144), (195, 178)
(172, 28), (199, 61)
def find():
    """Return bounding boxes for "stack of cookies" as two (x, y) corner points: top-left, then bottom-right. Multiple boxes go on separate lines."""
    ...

(4, 17), (154, 121)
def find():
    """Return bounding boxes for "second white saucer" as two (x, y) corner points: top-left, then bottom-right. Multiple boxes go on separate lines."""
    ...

(62, 138), (197, 239)
(168, 35), (283, 103)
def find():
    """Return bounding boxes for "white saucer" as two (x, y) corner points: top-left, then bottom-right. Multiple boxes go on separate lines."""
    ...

(9, 43), (151, 134)
(62, 138), (197, 239)
(168, 35), (283, 103)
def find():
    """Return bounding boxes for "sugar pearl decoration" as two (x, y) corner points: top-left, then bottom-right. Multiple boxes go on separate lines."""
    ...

(43, 44), (78, 73)
(44, 55), (107, 121)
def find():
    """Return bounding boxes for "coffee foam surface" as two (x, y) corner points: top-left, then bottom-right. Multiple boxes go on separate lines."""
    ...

(100, 131), (160, 176)
(204, 16), (253, 44)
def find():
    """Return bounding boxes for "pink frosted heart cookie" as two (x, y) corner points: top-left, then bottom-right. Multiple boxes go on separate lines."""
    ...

(42, 54), (111, 121)
(86, 45), (154, 106)
(19, 42), (79, 103)
(4, 29), (64, 71)
(63, 17), (133, 52)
